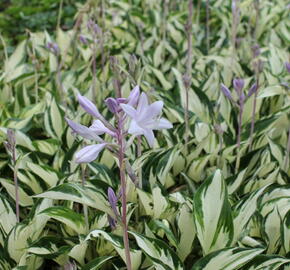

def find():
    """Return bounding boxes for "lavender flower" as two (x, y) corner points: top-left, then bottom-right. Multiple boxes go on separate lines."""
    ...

(66, 95), (115, 163)
(120, 92), (172, 147)
(66, 86), (141, 164)
(75, 143), (107, 163)
(65, 118), (103, 141)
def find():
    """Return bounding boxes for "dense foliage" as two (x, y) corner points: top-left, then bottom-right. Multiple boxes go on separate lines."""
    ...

(0, 0), (289, 269)
(0, 0), (85, 45)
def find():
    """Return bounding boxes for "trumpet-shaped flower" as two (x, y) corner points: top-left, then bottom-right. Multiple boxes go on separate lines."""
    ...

(75, 143), (107, 163)
(120, 93), (172, 147)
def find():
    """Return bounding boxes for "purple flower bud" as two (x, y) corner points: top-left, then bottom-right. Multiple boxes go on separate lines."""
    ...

(233, 78), (245, 95)
(239, 92), (246, 104)
(116, 98), (127, 104)
(108, 187), (119, 217)
(105, 98), (119, 113)
(87, 19), (100, 35)
(108, 215), (117, 229)
(220, 84), (233, 101)
(285, 62), (290, 74)
(46, 42), (59, 55)
(77, 94), (102, 119)
(7, 129), (16, 148)
(252, 44), (260, 57)
(247, 83), (258, 98)
(79, 35), (88, 45)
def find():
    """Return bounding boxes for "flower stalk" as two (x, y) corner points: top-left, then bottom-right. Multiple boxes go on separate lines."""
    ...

(220, 79), (257, 173)
(206, 0), (210, 53)
(5, 129), (20, 223)
(117, 115), (132, 270)
(184, 0), (193, 147)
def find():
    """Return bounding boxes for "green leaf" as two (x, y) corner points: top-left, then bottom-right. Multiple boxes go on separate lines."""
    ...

(40, 206), (86, 234)
(193, 170), (233, 255)
(0, 178), (33, 207)
(0, 194), (17, 234)
(151, 67), (172, 90)
(232, 185), (268, 244)
(27, 162), (59, 188)
(86, 230), (142, 270)
(192, 247), (264, 270)
(282, 211), (290, 254)
(241, 255), (290, 270)
(82, 256), (113, 270)
(177, 203), (195, 261)
(34, 183), (113, 216)
(130, 231), (183, 270)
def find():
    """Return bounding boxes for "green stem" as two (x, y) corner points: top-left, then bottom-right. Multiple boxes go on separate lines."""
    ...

(235, 106), (243, 173)
(118, 118), (132, 270)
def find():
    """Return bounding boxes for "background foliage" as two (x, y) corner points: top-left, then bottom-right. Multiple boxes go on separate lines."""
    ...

(0, 0), (289, 269)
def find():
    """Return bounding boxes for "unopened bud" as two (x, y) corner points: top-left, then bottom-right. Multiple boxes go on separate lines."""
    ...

(87, 19), (100, 35)
(7, 129), (16, 148)
(108, 215), (117, 229)
(105, 98), (119, 113)
(252, 44), (260, 57)
(233, 78), (245, 95)
(46, 42), (59, 55)
(107, 187), (119, 217)
(220, 84), (233, 101)
(247, 83), (258, 98)
(79, 35), (88, 45)
(285, 62), (290, 74)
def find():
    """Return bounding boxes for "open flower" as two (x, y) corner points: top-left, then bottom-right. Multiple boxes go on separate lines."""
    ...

(66, 94), (118, 163)
(120, 93), (172, 147)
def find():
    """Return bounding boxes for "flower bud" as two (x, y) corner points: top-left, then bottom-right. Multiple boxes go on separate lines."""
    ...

(247, 82), (258, 98)
(108, 187), (119, 217)
(220, 84), (233, 101)
(87, 19), (100, 35)
(285, 62), (290, 74)
(108, 215), (117, 229)
(79, 35), (88, 45)
(105, 98), (119, 113)
(233, 78), (244, 95)
(252, 44), (260, 57)
(46, 42), (59, 55)
(7, 129), (16, 148)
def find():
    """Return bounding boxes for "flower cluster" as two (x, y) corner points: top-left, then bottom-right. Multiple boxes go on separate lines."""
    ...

(220, 78), (257, 107)
(66, 85), (172, 163)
